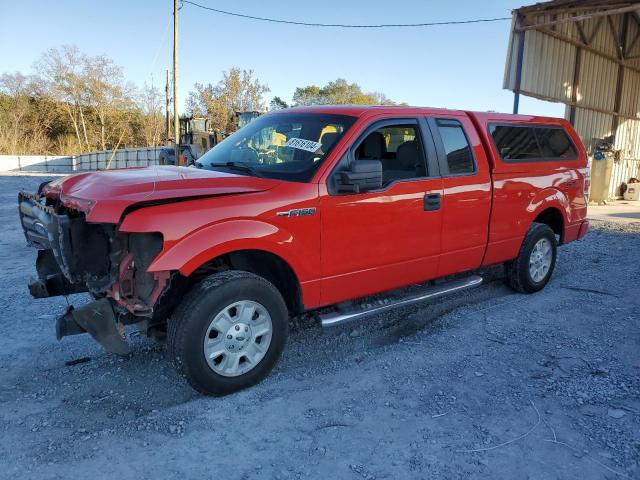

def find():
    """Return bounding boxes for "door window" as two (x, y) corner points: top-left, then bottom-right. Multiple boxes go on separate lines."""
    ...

(354, 124), (428, 186)
(435, 119), (475, 175)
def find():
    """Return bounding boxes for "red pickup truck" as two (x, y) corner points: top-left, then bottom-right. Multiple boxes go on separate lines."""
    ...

(19, 105), (589, 395)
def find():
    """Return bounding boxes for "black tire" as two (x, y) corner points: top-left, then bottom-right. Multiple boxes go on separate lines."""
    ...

(504, 222), (557, 293)
(167, 271), (288, 396)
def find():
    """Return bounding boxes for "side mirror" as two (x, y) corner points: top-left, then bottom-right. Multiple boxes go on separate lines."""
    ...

(336, 159), (382, 193)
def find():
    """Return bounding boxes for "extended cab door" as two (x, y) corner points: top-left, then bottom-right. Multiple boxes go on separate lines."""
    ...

(319, 117), (444, 306)
(424, 115), (492, 276)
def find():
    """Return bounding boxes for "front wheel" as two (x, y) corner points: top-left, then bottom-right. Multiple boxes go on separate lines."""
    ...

(504, 222), (557, 293)
(167, 271), (288, 395)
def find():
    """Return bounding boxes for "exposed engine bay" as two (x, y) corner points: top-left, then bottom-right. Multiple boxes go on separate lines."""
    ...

(18, 183), (174, 354)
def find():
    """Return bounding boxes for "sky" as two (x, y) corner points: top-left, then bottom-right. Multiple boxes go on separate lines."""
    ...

(0, 0), (565, 117)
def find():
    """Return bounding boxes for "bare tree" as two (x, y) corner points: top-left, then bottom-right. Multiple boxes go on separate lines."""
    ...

(35, 46), (141, 152)
(139, 82), (164, 147)
(85, 55), (131, 150)
(0, 73), (32, 152)
(0, 72), (59, 154)
(35, 46), (89, 151)
(0, 47), (401, 156)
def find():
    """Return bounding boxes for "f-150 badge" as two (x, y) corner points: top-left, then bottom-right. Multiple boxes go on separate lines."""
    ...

(276, 208), (317, 217)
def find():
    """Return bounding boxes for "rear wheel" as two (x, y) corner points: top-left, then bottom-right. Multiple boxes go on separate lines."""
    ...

(505, 222), (557, 293)
(167, 271), (288, 395)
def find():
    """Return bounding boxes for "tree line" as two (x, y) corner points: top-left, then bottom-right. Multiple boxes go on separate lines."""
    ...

(0, 46), (398, 155)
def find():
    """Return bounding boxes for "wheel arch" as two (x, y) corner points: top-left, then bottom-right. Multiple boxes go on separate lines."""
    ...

(146, 219), (311, 314)
(191, 249), (303, 315)
(527, 188), (570, 244)
(533, 207), (565, 243)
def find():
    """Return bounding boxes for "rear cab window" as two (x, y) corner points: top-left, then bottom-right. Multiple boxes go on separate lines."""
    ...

(489, 124), (578, 162)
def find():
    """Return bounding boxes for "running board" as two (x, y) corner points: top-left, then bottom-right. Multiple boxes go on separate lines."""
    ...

(320, 275), (483, 328)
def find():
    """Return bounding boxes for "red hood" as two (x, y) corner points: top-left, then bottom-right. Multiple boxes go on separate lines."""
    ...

(44, 166), (280, 223)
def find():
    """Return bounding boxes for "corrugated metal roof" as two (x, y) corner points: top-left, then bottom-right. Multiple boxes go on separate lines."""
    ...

(577, 52), (617, 112)
(572, 108), (614, 149)
(504, 5), (640, 115)
(520, 30), (575, 102)
(517, 1), (637, 14)
(590, 15), (623, 59)
(620, 69), (640, 116)
(616, 118), (640, 157)
(504, 1), (640, 199)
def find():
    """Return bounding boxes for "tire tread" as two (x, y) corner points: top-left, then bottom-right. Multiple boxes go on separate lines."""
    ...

(504, 222), (557, 294)
(167, 270), (287, 395)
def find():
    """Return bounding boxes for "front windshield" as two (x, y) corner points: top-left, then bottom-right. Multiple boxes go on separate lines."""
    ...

(196, 112), (356, 182)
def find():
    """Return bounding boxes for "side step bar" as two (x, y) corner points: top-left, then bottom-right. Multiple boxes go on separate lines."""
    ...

(320, 275), (483, 328)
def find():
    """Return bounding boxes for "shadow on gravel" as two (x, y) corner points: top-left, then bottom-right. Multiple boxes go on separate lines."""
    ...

(372, 274), (510, 346)
(10, 225), (636, 410)
(606, 212), (640, 220)
(5, 337), (198, 426)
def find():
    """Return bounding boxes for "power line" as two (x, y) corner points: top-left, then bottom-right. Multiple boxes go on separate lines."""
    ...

(149, 15), (172, 76)
(180, 0), (511, 28)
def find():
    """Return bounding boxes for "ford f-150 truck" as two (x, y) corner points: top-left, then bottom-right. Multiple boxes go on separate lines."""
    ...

(18, 105), (589, 395)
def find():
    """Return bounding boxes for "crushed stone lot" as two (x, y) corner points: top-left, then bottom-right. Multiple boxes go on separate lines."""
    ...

(1, 174), (639, 480)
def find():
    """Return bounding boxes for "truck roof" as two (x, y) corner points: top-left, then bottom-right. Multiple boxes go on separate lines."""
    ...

(277, 104), (568, 125)
(281, 104), (458, 116)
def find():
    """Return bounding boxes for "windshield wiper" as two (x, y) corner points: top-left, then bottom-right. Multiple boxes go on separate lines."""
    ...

(222, 161), (263, 178)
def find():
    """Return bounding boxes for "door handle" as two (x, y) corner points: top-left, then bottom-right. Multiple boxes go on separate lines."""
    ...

(424, 193), (441, 211)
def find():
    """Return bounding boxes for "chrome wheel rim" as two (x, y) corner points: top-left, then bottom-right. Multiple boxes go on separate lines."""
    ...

(529, 238), (552, 282)
(203, 300), (273, 377)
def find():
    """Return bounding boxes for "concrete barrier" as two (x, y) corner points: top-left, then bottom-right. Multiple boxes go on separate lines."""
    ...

(0, 147), (163, 173)
(0, 155), (74, 173)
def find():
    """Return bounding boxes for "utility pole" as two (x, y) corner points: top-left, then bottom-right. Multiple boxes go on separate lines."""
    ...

(165, 69), (170, 145)
(173, 0), (180, 162)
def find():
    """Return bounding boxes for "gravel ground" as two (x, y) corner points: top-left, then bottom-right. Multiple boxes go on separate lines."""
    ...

(1, 174), (639, 480)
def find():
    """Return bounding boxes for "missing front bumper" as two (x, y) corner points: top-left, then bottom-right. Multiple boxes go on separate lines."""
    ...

(56, 299), (130, 356)
(19, 191), (116, 293)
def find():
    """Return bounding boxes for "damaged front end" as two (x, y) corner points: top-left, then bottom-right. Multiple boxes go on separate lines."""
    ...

(18, 186), (172, 355)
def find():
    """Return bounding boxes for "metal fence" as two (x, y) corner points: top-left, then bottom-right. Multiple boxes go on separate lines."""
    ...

(76, 147), (163, 170)
(0, 147), (164, 173)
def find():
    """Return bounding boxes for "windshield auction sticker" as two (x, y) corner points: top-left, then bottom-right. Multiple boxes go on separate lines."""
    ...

(284, 138), (323, 153)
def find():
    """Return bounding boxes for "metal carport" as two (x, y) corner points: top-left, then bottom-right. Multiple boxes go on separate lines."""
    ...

(504, 0), (640, 202)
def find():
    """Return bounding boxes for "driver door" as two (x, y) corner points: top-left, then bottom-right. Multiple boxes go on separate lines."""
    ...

(319, 118), (444, 306)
